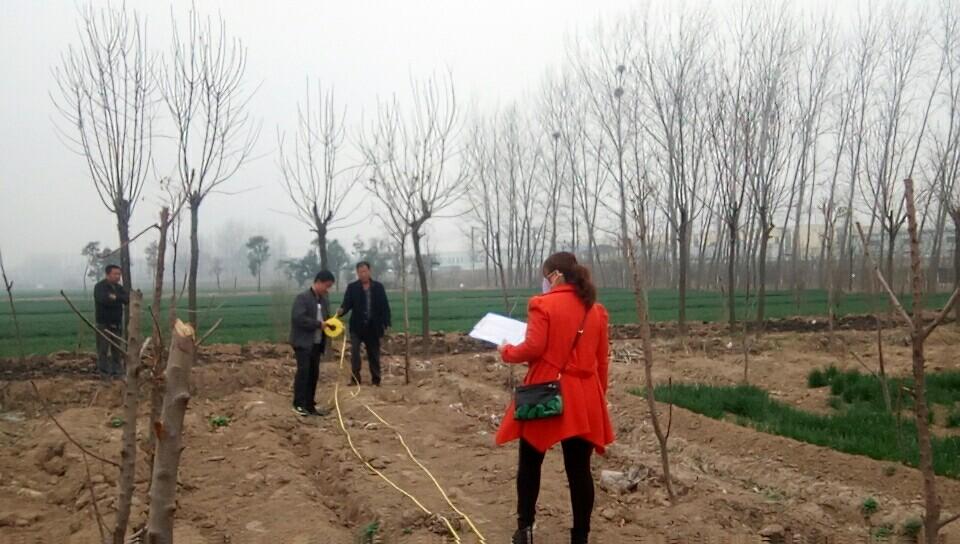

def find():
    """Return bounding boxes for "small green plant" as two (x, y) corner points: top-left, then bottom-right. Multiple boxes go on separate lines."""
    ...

(901, 518), (922, 538)
(872, 524), (894, 539)
(827, 395), (844, 410)
(808, 369), (828, 388)
(947, 407), (960, 428)
(358, 520), (380, 544)
(861, 497), (879, 517)
(109, 416), (124, 428)
(210, 415), (230, 428)
(808, 365), (840, 388)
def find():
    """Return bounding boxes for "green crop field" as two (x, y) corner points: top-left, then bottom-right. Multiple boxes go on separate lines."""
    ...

(633, 370), (960, 478)
(0, 287), (951, 358)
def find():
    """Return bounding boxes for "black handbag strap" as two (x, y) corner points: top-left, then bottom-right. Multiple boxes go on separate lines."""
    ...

(555, 305), (591, 378)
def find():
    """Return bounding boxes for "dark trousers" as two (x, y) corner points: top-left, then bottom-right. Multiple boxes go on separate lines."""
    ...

(350, 328), (382, 385)
(293, 343), (324, 410)
(517, 438), (595, 534)
(95, 324), (124, 377)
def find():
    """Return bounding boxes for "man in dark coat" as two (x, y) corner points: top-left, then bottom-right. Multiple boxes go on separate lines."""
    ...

(93, 265), (128, 378)
(337, 262), (391, 386)
(289, 270), (336, 416)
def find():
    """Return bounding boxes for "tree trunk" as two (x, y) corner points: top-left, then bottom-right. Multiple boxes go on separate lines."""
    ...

(886, 226), (897, 296)
(316, 223), (329, 271)
(146, 320), (196, 544)
(411, 226), (430, 355)
(625, 236), (675, 501)
(678, 213), (689, 336)
(187, 197), (201, 328)
(953, 212), (960, 323)
(903, 179), (941, 544)
(256, 269), (262, 292)
(399, 242), (411, 385)
(757, 221), (771, 325)
(727, 220), (738, 329)
(147, 208), (170, 490)
(113, 290), (143, 544)
(926, 203), (947, 293)
(117, 199), (133, 292)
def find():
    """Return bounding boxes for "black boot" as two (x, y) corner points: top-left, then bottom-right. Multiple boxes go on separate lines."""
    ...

(570, 528), (588, 544)
(512, 525), (533, 544)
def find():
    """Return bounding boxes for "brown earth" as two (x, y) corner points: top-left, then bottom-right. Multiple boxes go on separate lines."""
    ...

(0, 324), (959, 544)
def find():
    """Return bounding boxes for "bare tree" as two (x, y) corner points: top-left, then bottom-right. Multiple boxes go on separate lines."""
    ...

(746, 4), (797, 324)
(53, 3), (155, 291)
(782, 14), (838, 301)
(161, 5), (259, 326)
(859, 179), (960, 544)
(633, 4), (712, 333)
(837, 7), (884, 292)
(858, 4), (928, 292)
(360, 75), (467, 349)
(278, 81), (359, 270)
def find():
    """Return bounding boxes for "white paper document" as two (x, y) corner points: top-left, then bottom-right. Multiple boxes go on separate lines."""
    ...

(468, 313), (528, 347)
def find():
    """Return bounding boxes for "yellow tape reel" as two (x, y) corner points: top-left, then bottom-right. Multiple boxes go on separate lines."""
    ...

(323, 316), (345, 338)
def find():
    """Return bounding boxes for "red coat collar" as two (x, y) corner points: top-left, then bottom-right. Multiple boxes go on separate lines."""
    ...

(544, 284), (575, 295)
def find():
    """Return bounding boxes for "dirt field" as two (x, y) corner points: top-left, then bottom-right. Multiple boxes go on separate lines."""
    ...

(1, 322), (959, 544)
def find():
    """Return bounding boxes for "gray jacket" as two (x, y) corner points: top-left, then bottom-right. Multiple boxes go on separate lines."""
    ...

(289, 288), (329, 350)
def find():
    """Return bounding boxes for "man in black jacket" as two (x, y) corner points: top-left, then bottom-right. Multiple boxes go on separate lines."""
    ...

(288, 270), (336, 416)
(93, 265), (128, 378)
(337, 262), (391, 386)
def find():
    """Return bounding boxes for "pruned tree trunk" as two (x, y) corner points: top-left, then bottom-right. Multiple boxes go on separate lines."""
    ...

(113, 289), (143, 544)
(147, 208), (170, 490)
(146, 320), (196, 544)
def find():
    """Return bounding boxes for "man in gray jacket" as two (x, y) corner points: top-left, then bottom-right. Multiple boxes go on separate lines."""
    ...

(289, 270), (336, 416)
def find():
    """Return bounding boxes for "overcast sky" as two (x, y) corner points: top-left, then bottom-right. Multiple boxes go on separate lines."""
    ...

(0, 0), (648, 278)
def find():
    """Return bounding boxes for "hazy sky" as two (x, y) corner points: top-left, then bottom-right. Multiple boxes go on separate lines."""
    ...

(0, 0), (645, 275)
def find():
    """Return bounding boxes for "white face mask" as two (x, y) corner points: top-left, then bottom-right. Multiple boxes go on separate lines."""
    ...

(541, 277), (551, 293)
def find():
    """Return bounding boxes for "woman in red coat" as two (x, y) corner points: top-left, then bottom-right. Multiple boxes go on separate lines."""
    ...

(497, 252), (614, 544)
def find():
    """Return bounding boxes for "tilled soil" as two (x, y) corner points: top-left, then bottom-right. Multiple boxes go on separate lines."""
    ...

(0, 324), (958, 543)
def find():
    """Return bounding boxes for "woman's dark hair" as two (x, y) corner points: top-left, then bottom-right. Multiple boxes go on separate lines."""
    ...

(542, 252), (596, 308)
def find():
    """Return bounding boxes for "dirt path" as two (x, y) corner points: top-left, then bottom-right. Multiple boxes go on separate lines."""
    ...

(0, 325), (958, 543)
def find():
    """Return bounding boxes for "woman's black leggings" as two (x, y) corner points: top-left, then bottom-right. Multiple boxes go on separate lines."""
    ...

(516, 437), (595, 533)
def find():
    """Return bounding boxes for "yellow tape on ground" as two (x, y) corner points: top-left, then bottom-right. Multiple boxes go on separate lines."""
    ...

(330, 336), (463, 543)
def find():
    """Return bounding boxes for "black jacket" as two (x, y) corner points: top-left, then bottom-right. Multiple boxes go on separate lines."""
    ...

(339, 280), (391, 336)
(289, 288), (329, 351)
(94, 279), (128, 326)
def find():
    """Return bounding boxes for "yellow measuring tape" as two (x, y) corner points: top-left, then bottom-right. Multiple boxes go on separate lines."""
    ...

(326, 318), (486, 543)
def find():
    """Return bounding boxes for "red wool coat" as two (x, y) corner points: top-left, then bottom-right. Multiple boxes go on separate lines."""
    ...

(495, 284), (615, 454)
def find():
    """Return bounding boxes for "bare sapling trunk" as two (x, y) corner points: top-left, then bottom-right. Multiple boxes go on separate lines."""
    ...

(860, 179), (960, 543)
(146, 320), (197, 544)
(625, 237), (675, 501)
(905, 179), (941, 544)
(114, 289), (143, 544)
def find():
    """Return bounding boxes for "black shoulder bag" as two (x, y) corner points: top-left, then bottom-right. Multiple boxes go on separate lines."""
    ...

(513, 308), (590, 421)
